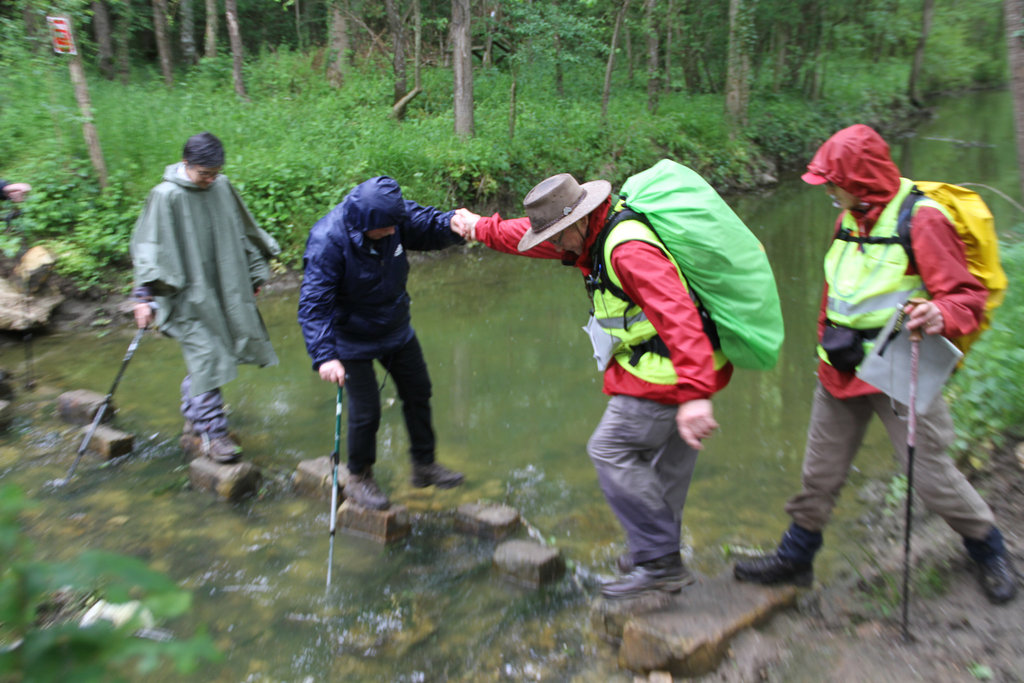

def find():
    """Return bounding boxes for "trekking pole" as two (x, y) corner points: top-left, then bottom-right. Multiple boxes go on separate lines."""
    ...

(51, 326), (146, 488)
(900, 327), (922, 642)
(326, 386), (343, 588)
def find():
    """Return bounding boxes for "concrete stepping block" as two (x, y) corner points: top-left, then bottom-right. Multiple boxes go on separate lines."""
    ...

(455, 502), (521, 540)
(337, 500), (410, 543)
(188, 457), (262, 502)
(616, 573), (798, 677)
(57, 390), (114, 426)
(292, 456), (348, 500)
(493, 539), (565, 588)
(81, 424), (133, 459)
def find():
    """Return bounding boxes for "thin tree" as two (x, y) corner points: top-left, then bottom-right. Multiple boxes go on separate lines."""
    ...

(180, 0), (198, 65)
(602, 0), (632, 121)
(663, 0), (674, 91)
(385, 0), (408, 107)
(225, 0), (249, 100)
(392, 0), (424, 118)
(907, 0), (935, 107)
(451, 0), (474, 137)
(91, 1), (115, 80)
(326, 0), (351, 87)
(204, 0), (218, 57)
(151, 0), (174, 86)
(725, 0), (752, 132)
(644, 0), (659, 113)
(1007, 0), (1024, 201)
(113, 0), (132, 84)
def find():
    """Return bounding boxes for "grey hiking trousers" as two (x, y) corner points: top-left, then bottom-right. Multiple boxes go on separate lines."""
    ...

(180, 375), (229, 438)
(784, 381), (995, 541)
(587, 394), (698, 565)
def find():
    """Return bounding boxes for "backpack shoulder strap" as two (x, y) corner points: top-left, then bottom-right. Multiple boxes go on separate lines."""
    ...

(895, 186), (925, 272)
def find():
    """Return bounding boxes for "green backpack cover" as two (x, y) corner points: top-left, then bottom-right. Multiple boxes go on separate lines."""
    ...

(617, 159), (785, 370)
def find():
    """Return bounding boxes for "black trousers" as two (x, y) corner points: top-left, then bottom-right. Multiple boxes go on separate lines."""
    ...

(342, 334), (436, 475)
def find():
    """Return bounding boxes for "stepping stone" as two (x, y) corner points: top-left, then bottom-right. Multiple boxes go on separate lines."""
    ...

(293, 455), (348, 500)
(455, 501), (521, 540)
(493, 539), (565, 588)
(337, 500), (410, 543)
(616, 573), (799, 677)
(57, 390), (114, 426)
(81, 424), (133, 459)
(188, 457), (262, 502)
(0, 399), (12, 431)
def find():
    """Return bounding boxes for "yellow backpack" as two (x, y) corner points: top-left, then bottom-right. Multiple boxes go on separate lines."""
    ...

(897, 181), (1007, 354)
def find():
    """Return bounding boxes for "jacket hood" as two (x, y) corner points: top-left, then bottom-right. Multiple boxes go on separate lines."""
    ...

(162, 162), (207, 190)
(803, 125), (901, 206)
(341, 176), (409, 234)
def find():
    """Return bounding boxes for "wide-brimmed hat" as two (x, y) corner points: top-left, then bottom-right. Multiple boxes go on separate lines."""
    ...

(517, 174), (611, 252)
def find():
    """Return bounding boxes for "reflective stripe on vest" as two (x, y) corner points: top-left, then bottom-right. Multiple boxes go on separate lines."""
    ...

(592, 219), (727, 385)
(817, 177), (941, 366)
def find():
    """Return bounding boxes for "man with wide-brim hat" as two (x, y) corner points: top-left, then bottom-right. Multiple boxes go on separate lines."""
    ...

(453, 170), (733, 599)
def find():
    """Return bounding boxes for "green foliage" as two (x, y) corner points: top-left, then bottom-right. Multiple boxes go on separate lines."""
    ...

(948, 237), (1024, 464)
(0, 483), (220, 682)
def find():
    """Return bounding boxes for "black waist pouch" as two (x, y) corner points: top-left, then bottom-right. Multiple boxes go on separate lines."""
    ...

(821, 323), (880, 372)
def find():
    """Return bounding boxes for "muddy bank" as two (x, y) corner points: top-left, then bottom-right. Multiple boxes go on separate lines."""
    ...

(710, 440), (1024, 682)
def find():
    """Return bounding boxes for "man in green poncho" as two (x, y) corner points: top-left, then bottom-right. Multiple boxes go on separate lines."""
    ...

(130, 132), (279, 463)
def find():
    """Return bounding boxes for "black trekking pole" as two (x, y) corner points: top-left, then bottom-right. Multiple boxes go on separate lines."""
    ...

(326, 385), (343, 588)
(900, 327), (922, 642)
(51, 326), (146, 488)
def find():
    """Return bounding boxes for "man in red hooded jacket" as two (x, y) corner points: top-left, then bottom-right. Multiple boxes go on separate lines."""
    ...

(733, 124), (1017, 604)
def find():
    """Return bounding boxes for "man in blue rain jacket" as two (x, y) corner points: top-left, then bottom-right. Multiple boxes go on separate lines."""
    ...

(298, 176), (465, 509)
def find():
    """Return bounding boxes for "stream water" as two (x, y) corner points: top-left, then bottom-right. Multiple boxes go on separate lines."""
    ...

(0, 91), (1019, 681)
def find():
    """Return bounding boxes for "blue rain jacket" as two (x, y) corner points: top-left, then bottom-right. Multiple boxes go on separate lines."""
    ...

(298, 176), (460, 366)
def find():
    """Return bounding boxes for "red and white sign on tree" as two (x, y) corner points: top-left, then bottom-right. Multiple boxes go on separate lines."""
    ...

(46, 15), (77, 55)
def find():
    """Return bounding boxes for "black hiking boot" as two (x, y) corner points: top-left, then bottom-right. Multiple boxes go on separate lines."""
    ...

(345, 469), (390, 510)
(601, 553), (695, 599)
(733, 552), (814, 587)
(973, 554), (1018, 604)
(411, 462), (465, 489)
(964, 527), (1019, 605)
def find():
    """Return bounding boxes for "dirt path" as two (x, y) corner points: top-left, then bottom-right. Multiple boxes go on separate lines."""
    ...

(708, 440), (1024, 683)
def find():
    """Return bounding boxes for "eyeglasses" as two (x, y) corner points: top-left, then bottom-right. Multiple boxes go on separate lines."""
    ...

(188, 164), (221, 180)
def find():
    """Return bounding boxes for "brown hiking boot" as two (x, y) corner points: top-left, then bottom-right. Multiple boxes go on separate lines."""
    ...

(411, 462), (465, 489)
(345, 469), (390, 510)
(200, 433), (242, 463)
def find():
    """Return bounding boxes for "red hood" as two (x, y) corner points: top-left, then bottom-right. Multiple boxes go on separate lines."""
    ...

(804, 124), (901, 206)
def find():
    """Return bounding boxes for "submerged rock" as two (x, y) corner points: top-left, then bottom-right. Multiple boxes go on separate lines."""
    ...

(455, 501), (521, 540)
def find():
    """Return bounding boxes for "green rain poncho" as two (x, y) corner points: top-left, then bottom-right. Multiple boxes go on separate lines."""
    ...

(131, 163), (280, 396)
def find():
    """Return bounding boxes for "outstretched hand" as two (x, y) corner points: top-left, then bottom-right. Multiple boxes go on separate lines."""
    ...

(3, 183), (31, 203)
(451, 208), (482, 241)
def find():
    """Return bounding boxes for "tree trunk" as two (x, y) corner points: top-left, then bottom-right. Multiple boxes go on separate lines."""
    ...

(451, 0), (474, 138)
(1007, 0), (1024, 202)
(907, 0), (934, 107)
(151, 0), (174, 86)
(602, 0), (631, 121)
(554, 34), (564, 97)
(644, 0), (659, 113)
(724, 0), (751, 132)
(483, 0), (494, 68)
(413, 0), (422, 90)
(771, 21), (789, 93)
(204, 0), (218, 58)
(225, 0), (248, 100)
(385, 0), (408, 110)
(114, 1), (132, 84)
(91, 1), (115, 80)
(68, 51), (109, 187)
(180, 0), (197, 65)
(663, 0), (674, 91)
(326, 1), (351, 88)
(508, 65), (517, 139)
